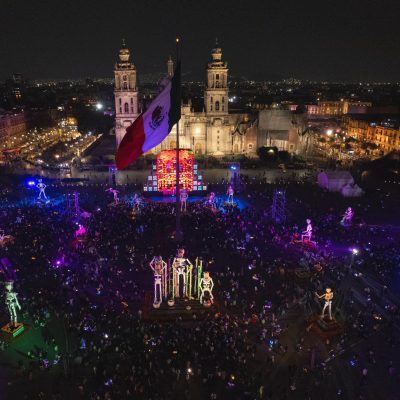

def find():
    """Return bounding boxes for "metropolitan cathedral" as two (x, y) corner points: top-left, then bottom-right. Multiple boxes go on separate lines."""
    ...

(114, 40), (257, 156)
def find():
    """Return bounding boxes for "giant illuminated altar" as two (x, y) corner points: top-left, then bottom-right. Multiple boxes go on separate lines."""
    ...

(143, 149), (207, 194)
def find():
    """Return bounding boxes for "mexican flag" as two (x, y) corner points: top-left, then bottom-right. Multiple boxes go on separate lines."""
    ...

(115, 62), (181, 170)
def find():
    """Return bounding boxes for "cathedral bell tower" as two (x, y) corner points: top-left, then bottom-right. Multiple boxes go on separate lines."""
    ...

(204, 40), (229, 115)
(114, 39), (139, 148)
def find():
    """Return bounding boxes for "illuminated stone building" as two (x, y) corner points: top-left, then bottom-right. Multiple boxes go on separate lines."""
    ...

(343, 114), (400, 154)
(114, 41), (256, 156)
(374, 123), (400, 153)
(317, 100), (371, 116)
(0, 111), (27, 149)
(114, 41), (310, 156)
(154, 42), (256, 156)
(114, 40), (139, 147)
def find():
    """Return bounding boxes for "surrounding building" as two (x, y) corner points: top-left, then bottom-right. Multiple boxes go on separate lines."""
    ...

(317, 100), (371, 116)
(257, 109), (310, 154)
(343, 114), (376, 141)
(374, 122), (400, 153)
(0, 111), (27, 149)
(343, 114), (400, 154)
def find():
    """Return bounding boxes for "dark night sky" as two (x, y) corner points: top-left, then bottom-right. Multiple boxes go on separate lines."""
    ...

(1, 0), (400, 81)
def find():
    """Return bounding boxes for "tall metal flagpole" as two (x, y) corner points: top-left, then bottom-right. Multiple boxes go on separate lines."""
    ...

(175, 37), (182, 242)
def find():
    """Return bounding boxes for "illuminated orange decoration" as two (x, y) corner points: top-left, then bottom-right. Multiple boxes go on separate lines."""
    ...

(157, 149), (193, 193)
(144, 149), (207, 194)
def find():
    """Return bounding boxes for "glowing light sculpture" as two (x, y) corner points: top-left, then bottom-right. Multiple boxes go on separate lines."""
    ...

(180, 188), (188, 211)
(134, 193), (142, 211)
(171, 248), (193, 300)
(106, 187), (120, 205)
(36, 179), (48, 202)
(315, 288), (334, 320)
(301, 219), (313, 242)
(227, 185), (234, 204)
(150, 256), (168, 308)
(340, 207), (353, 226)
(207, 192), (217, 209)
(4, 281), (22, 328)
(199, 271), (214, 306)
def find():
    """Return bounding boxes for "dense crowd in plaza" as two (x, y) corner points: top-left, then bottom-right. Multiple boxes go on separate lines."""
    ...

(0, 179), (399, 400)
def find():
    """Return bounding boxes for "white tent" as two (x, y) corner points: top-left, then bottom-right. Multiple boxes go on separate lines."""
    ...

(341, 183), (364, 197)
(318, 171), (354, 192)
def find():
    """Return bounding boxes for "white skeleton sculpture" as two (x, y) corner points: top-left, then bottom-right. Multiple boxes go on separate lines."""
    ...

(180, 189), (188, 212)
(36, 179), (48, 201)
(301, 219), (313, 242)
(199, 271), (214, 305)
(227, 185), (234, 204)
(5, 281), (21, 328)
(341, 207), (353, 225)
(172, 249), (193, 299)
(315, 288), (333, 320)
(106, 188), (120, 205)
(149, 256), (167, 307)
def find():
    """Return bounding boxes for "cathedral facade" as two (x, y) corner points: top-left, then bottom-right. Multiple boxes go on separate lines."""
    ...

(114, 41), (257, 156)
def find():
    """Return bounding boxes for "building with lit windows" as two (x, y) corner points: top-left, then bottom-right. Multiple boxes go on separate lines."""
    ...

(374, 122), (400, 154)
(0, 111), (27, 149)
(317, 100), (371, 116)
(343, 114), (400, 154)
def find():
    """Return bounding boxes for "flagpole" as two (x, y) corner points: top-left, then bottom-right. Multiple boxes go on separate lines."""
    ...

(175, 37), (182, 242)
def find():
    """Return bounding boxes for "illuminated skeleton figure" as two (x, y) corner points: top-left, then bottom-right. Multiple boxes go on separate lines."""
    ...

(180, 189), (188, 212)
(150, 256), (167, 307)
(36, 179), (48, 201)
(341, 207), (353, 225)
(315, 288), (333, 320)
(172, 248), (193, 299)
(301, 219), (313, 242)
(106, 188), (120, 204)
(199, 271), (214, 305)
(134, 194), (141, 211)
(5, 281), (21, 328)
(208, 192), (216, 209)
(227, 185), (234, 204)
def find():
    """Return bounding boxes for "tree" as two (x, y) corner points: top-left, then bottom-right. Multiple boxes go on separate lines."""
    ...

(277, 150), (290, 162)
(257, 146), (278, 162)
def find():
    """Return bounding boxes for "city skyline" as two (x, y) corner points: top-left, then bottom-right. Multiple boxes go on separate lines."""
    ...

(1, 0), (400, 82)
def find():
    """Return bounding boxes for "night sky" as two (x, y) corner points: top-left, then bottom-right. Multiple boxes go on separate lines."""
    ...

(1, 0), (400, 82)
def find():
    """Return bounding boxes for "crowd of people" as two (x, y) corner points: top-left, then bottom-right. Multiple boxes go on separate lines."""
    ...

(0, 179), (399, 399)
